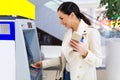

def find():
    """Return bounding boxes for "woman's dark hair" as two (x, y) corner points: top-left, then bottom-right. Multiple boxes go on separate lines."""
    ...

(57, 2), (91, 25)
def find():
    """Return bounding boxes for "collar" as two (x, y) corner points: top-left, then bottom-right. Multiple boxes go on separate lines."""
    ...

(76, 19), (87, 35)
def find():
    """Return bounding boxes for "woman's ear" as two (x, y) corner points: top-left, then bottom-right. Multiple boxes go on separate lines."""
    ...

(70, 12), (75, 18)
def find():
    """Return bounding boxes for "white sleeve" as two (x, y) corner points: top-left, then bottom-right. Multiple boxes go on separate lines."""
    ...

(42, 57), (60, 69)
(84, 28), (103, 67)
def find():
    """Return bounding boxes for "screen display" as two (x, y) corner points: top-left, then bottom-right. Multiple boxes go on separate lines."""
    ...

(0, 21), (15, 40)
(0, 24), (10, 34)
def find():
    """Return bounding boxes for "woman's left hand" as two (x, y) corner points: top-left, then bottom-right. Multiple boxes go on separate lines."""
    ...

(70, 39), (88, 57)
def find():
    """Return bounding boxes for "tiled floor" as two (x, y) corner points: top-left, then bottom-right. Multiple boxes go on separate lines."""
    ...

(97, 69), (106, 80)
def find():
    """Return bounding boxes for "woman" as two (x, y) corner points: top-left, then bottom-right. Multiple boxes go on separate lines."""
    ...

(31, 2), (103, 80)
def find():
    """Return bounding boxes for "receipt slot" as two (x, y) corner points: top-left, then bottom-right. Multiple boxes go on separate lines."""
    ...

(0, 18), (42, 80)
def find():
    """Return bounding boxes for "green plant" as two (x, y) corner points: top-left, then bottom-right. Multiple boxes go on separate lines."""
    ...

(100, 0), (120, 20)
(99, 0), (120, 31)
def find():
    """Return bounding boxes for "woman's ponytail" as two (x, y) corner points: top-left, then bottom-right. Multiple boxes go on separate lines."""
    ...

(79, 13), (91, 25)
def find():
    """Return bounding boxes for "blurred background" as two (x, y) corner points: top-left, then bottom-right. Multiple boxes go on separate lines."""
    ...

(0, 0), (120, 80)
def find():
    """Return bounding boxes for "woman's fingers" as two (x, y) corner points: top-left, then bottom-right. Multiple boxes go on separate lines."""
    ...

(31, 64), (38, 68)
(31, 61), (42, 68)
(70, 39), (81, 50)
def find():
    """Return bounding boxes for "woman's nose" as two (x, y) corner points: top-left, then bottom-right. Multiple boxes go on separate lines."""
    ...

(60, 21), (65, 25)
(60, 21), (63, 24)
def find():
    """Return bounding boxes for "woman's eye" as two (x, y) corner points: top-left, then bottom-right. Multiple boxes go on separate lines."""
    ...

(60, 17), (63, 20)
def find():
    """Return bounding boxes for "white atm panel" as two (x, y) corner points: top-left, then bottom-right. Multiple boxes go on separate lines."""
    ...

(0, 21), (15, 80)
(0, 19), (43, 80)
(15, 19), (42, 80)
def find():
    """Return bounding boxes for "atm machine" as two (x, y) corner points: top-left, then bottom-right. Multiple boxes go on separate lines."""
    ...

(0, 16), (43, 80)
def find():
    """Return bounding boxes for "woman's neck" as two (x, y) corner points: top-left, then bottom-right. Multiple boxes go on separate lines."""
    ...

(72, 19), (80, 31)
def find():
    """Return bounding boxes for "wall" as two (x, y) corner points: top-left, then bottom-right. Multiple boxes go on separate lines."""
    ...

(30, 0), (66, 40)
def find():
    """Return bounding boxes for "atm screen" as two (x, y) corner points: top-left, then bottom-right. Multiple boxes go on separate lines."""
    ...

(23, 30), (42, 80)
(24, 32), (34, 65)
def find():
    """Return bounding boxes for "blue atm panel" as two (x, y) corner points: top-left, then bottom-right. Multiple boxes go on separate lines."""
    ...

(0, 22), (15, 40)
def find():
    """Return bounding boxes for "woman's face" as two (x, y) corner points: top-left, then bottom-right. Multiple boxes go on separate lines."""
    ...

(57, 11), (73, 29)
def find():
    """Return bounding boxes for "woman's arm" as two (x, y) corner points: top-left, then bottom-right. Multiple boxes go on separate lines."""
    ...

(31, 57), (61, 69)
(42, 57), (60, 68)
(84, 28), (103, 67)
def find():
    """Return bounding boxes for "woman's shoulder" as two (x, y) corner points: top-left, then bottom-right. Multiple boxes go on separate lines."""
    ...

(86, 25), (100, 37)
(86, 25), (99, 33)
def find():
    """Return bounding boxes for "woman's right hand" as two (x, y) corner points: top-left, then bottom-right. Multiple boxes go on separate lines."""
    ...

(31, 61), (42, 68)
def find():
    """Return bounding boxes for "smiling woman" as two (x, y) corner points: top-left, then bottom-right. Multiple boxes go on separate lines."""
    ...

(32, 1), (103, 80)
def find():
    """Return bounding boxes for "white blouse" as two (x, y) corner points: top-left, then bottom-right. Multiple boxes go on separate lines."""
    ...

(61, 20), (87, 71)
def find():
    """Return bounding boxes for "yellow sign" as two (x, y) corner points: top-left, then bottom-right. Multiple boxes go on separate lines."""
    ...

(0, 0), (35, 20)
(110, 20), (120, 28)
